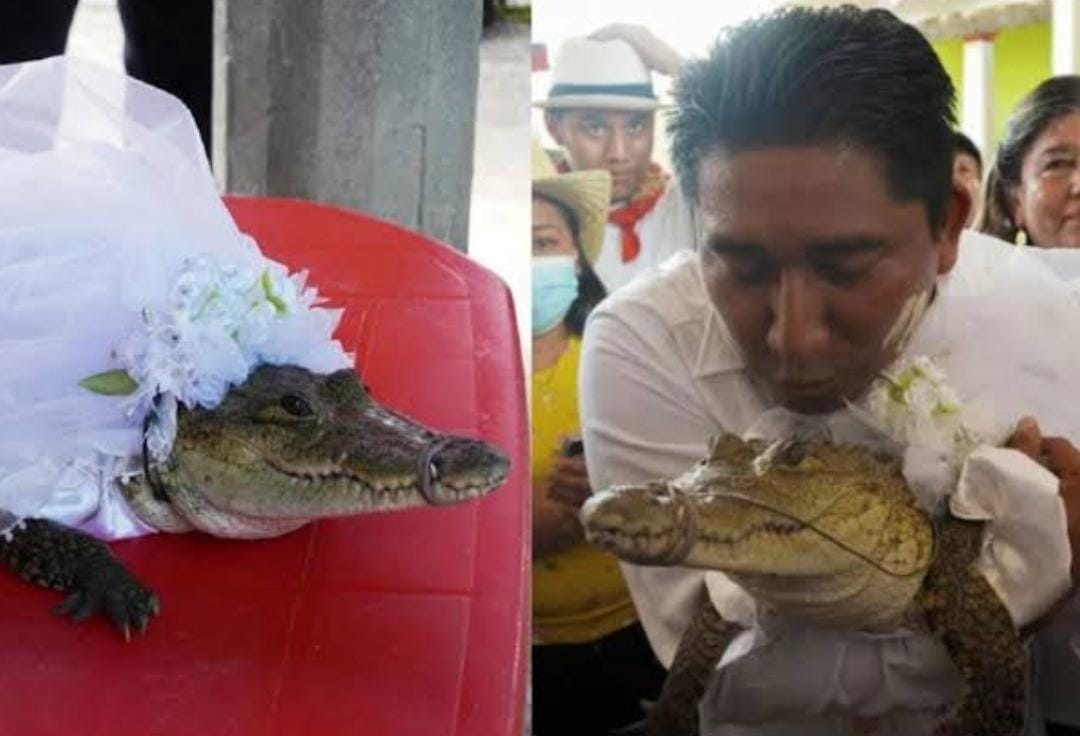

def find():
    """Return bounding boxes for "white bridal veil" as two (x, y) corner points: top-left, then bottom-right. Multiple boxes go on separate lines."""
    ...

(0, 57), (351, 539)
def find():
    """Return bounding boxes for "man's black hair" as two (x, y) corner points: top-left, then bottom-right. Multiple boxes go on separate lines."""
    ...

(670, 6), (957, 233)
(952, 130), (983, 175)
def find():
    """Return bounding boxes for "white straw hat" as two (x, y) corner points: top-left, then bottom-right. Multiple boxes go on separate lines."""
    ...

(531, 140), (611, 265)
(535, 37), (661, 112)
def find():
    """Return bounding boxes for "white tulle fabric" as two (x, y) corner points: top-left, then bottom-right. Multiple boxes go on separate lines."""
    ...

(0, 57), (352, 540)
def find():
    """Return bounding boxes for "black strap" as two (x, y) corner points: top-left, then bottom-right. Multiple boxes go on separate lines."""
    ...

(548, 82), (656, 99)
(141, 394), (170, 502)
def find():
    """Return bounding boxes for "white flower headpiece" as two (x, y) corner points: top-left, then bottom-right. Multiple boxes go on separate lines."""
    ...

(79, 241), (352, 461)
(863, 356), (971, 455)
(851, 355), (999, 511)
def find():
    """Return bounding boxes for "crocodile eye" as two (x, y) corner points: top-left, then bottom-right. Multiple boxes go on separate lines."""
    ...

(280, 395), (314, 417)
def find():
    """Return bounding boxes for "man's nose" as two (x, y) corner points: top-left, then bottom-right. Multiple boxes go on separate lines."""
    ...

(605, 127), (630, 163)
(765, 269), (830, 366)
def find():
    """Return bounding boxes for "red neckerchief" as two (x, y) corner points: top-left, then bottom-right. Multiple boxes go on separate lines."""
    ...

(555, 160), (668, 263)
(608, 165), (668, 262)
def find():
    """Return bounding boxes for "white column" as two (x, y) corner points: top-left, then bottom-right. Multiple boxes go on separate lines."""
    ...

(962, 33), (996, 158)
(1052, 0), (1080, 75)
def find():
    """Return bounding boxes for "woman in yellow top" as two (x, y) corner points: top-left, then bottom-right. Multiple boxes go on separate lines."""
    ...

(532, 144), (666, 735)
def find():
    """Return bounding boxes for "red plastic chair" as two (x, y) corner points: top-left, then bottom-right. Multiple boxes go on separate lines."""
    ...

(0, 197), (530, 736)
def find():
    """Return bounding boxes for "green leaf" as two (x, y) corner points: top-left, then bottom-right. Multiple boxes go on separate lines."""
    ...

(79, 369), (138, 396)
(193, 287), (220, 321)
(932, 402), (959, 417)
(261, 270), (288, 315)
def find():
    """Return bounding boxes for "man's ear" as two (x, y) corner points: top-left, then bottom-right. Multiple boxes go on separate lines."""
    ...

(935, 180), (971, 275)
(545, 110), (566, 146)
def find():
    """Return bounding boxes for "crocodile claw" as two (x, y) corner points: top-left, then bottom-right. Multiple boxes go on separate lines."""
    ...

(52, 558), (159, 639)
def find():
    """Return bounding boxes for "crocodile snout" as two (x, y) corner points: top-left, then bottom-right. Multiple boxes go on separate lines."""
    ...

(420, 437), (510, 505)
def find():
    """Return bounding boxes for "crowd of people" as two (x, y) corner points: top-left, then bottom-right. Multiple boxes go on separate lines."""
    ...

(531, 5), (1080, 735)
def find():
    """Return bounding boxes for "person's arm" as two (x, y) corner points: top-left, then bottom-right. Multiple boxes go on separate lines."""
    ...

(579, 300), (720, 666)
(1003, 416), (1080, 632)
(588, 24), (685, 77)
(1045, 436), (1080, 577)
(1007, 416), (1080, 577)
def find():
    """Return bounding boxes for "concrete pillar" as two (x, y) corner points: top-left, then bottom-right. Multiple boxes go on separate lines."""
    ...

(1052, 0), (1080, 75)
(213, 0), (482, 251)
(961, 33), (995, 158)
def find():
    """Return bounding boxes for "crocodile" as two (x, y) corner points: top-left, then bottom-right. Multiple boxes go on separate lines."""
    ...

(581, 433), (1024, 736)
(0, 364), (509, 640)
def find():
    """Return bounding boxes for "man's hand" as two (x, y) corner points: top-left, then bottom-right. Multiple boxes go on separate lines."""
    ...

(1007, 416), (1080, 580)
(546, 452), (593, 509)
(588, 24), (684, 76)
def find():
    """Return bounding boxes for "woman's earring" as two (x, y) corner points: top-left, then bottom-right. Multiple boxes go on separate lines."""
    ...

(1015, 228), (1028, 246)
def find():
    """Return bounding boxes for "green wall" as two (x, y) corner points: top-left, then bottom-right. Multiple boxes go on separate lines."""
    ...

(934, 36), (965, 109)
(932, 21), (1051, 152)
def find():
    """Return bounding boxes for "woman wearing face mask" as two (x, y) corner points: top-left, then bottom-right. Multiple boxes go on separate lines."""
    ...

(980, 75), (1080, 248)
(531, 143), (666, 735)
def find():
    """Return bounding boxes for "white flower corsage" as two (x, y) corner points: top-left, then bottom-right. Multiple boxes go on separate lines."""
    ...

(855, 356), (985, 510)
(78, 248), (346, 461)
(864, 356), (972, 455)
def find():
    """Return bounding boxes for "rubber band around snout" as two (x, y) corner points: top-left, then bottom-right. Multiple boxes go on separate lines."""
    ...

(662, 484), (700, 565)
(142, 393), (169, 502)
(418, 437), (454, 506)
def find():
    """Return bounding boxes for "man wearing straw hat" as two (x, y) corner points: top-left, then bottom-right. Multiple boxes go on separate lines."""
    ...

(579, 6), (1080, 735)
(537, 30), (696, 294)
(531, 141), (666, 734)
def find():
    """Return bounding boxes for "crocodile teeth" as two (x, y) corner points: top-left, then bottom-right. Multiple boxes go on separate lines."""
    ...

(429, 463), (439, 480)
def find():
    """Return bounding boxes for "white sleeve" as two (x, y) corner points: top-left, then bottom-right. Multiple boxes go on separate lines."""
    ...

(950, 445), (1072, 627)
(579, 302), (722, 667)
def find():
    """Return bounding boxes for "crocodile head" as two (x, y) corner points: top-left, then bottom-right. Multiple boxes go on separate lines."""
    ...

(137, 365), (509, 538)
(581, 434), (933, 629)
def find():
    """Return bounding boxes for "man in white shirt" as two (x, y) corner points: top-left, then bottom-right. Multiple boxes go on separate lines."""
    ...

(537, 32), (696, 293)
(580, 6), (1080, 735)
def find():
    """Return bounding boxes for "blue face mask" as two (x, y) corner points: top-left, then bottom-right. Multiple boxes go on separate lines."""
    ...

(532, 255), (579, 335)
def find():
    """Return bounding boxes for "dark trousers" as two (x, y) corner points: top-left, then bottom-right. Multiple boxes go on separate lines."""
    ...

(0, 0), (212, 154)
(533, 621), (667, 736)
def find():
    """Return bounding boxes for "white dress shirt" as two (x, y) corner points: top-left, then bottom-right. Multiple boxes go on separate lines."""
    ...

(593, 179), (698, 294)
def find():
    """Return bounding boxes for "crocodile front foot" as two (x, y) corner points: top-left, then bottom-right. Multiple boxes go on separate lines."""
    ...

(1, 518), (159, 640)
(53, 552), (160, 640)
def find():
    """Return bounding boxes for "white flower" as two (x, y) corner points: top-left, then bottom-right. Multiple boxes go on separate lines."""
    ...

(864, 356), (968, 455)
(82, 245), (352, 461)
(858, 356), (986, 511)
